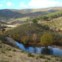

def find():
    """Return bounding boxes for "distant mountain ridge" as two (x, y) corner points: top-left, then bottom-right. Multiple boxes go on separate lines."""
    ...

(0, 7), (62, 22)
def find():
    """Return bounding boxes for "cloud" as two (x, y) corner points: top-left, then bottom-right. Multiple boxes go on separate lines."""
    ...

(19, 2), (29, 9)
(6, 2), (13, 7)
(28, 0), (62, 8)
(19, 0), (62, 9)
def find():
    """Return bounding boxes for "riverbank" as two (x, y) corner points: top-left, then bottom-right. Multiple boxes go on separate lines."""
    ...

(0, 40), (62, 62)
(51, 45), (62, 49)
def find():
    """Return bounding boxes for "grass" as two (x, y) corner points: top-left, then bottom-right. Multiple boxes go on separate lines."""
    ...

(28, 53), (35, 57)
(0, 41), (62, 62)
(6, 48), (11, 51)
(40, 17), (62, 30)
(8, 55), (12, 57)
(0, 60), (9, 62)
(0, 9), (62, 62)
(39, 55), (46, 58)
(5, 23), (51, 42)
(5, 23), (50, 35)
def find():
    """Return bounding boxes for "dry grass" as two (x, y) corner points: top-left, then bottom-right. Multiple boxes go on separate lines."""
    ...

(0, 41), (62, 62)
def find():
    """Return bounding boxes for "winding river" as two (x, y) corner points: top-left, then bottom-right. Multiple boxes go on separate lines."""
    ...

(16, 42), (62, 56)
(6, 37), (62, 56)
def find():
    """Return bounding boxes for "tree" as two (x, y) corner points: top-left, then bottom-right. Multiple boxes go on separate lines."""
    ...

(40, 32), (54, 47)
(32, 19), (38, 24)
(42, 16), (49, 21)
(40, 32), (54, 54)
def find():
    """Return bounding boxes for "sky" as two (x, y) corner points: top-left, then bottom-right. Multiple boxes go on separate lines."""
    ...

(0, 0), (62, 9)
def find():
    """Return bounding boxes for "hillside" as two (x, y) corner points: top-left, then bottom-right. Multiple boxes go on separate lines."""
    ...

(40, 17), (62, 29)
(5, 22), (61, 47)
(0, 9), (48, 22)
(0, 7), (62, 22)
(0, 7), (62, 62)
(32, 9), (62, 32)
(5, 23), (50, 37)
(4, 9), (62, 46)
(0, 41), (62, 62)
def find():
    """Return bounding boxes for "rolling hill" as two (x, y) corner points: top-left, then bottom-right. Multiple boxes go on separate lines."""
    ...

(0, 7), (62, 22)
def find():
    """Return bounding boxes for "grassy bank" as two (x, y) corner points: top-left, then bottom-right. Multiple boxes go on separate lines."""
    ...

(0, 41), (62, 62)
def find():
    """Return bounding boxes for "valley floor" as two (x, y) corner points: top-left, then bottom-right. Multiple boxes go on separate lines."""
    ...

(0, 41), (62, 62)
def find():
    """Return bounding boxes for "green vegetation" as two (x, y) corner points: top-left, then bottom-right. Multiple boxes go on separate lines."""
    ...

(40, 32), (54, 46)
(4, 19), (62, 46)
(0, 10), (62, 48)
(32, 19), (38, 24)
(0, 8), (62, 62)
(39, 11), (62, 21)
(39, 32), (54, 54)
(5, 23), (53, 46)
(28, 53), (34, 57)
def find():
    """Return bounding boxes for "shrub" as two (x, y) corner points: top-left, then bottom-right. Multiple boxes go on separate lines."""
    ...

(31, 33), (38, 42)
(39, 55), (45, 58)
(12, 34), (20, 41)
(32, 19), (38, 24)
(20, 35), (29, 45)
(28, 53), (34, 57)
(58, 38), (62, 45)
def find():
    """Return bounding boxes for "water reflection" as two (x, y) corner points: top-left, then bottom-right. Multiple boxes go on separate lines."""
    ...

(16, 42), (25, 50)
(53, 48), (62, 56)
(16, 42), (62, 56)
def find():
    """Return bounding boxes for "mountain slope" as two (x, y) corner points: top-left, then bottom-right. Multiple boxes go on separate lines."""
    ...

(0, 7), (62, 22)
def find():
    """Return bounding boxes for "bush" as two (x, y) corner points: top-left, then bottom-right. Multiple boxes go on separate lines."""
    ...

(39, 55), (45, 58)
(31, 33), (38, 42)
(20, 35), (29, 45)
(11, 34), (20, 41)
(28, 53), (34, 57)
(58, 38), (62, 45)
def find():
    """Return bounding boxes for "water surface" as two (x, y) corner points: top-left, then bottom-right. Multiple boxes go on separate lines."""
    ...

(16, 42), (62, 56)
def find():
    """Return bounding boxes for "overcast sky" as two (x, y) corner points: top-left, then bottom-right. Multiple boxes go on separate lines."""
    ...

(0, 0), (62, 9)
